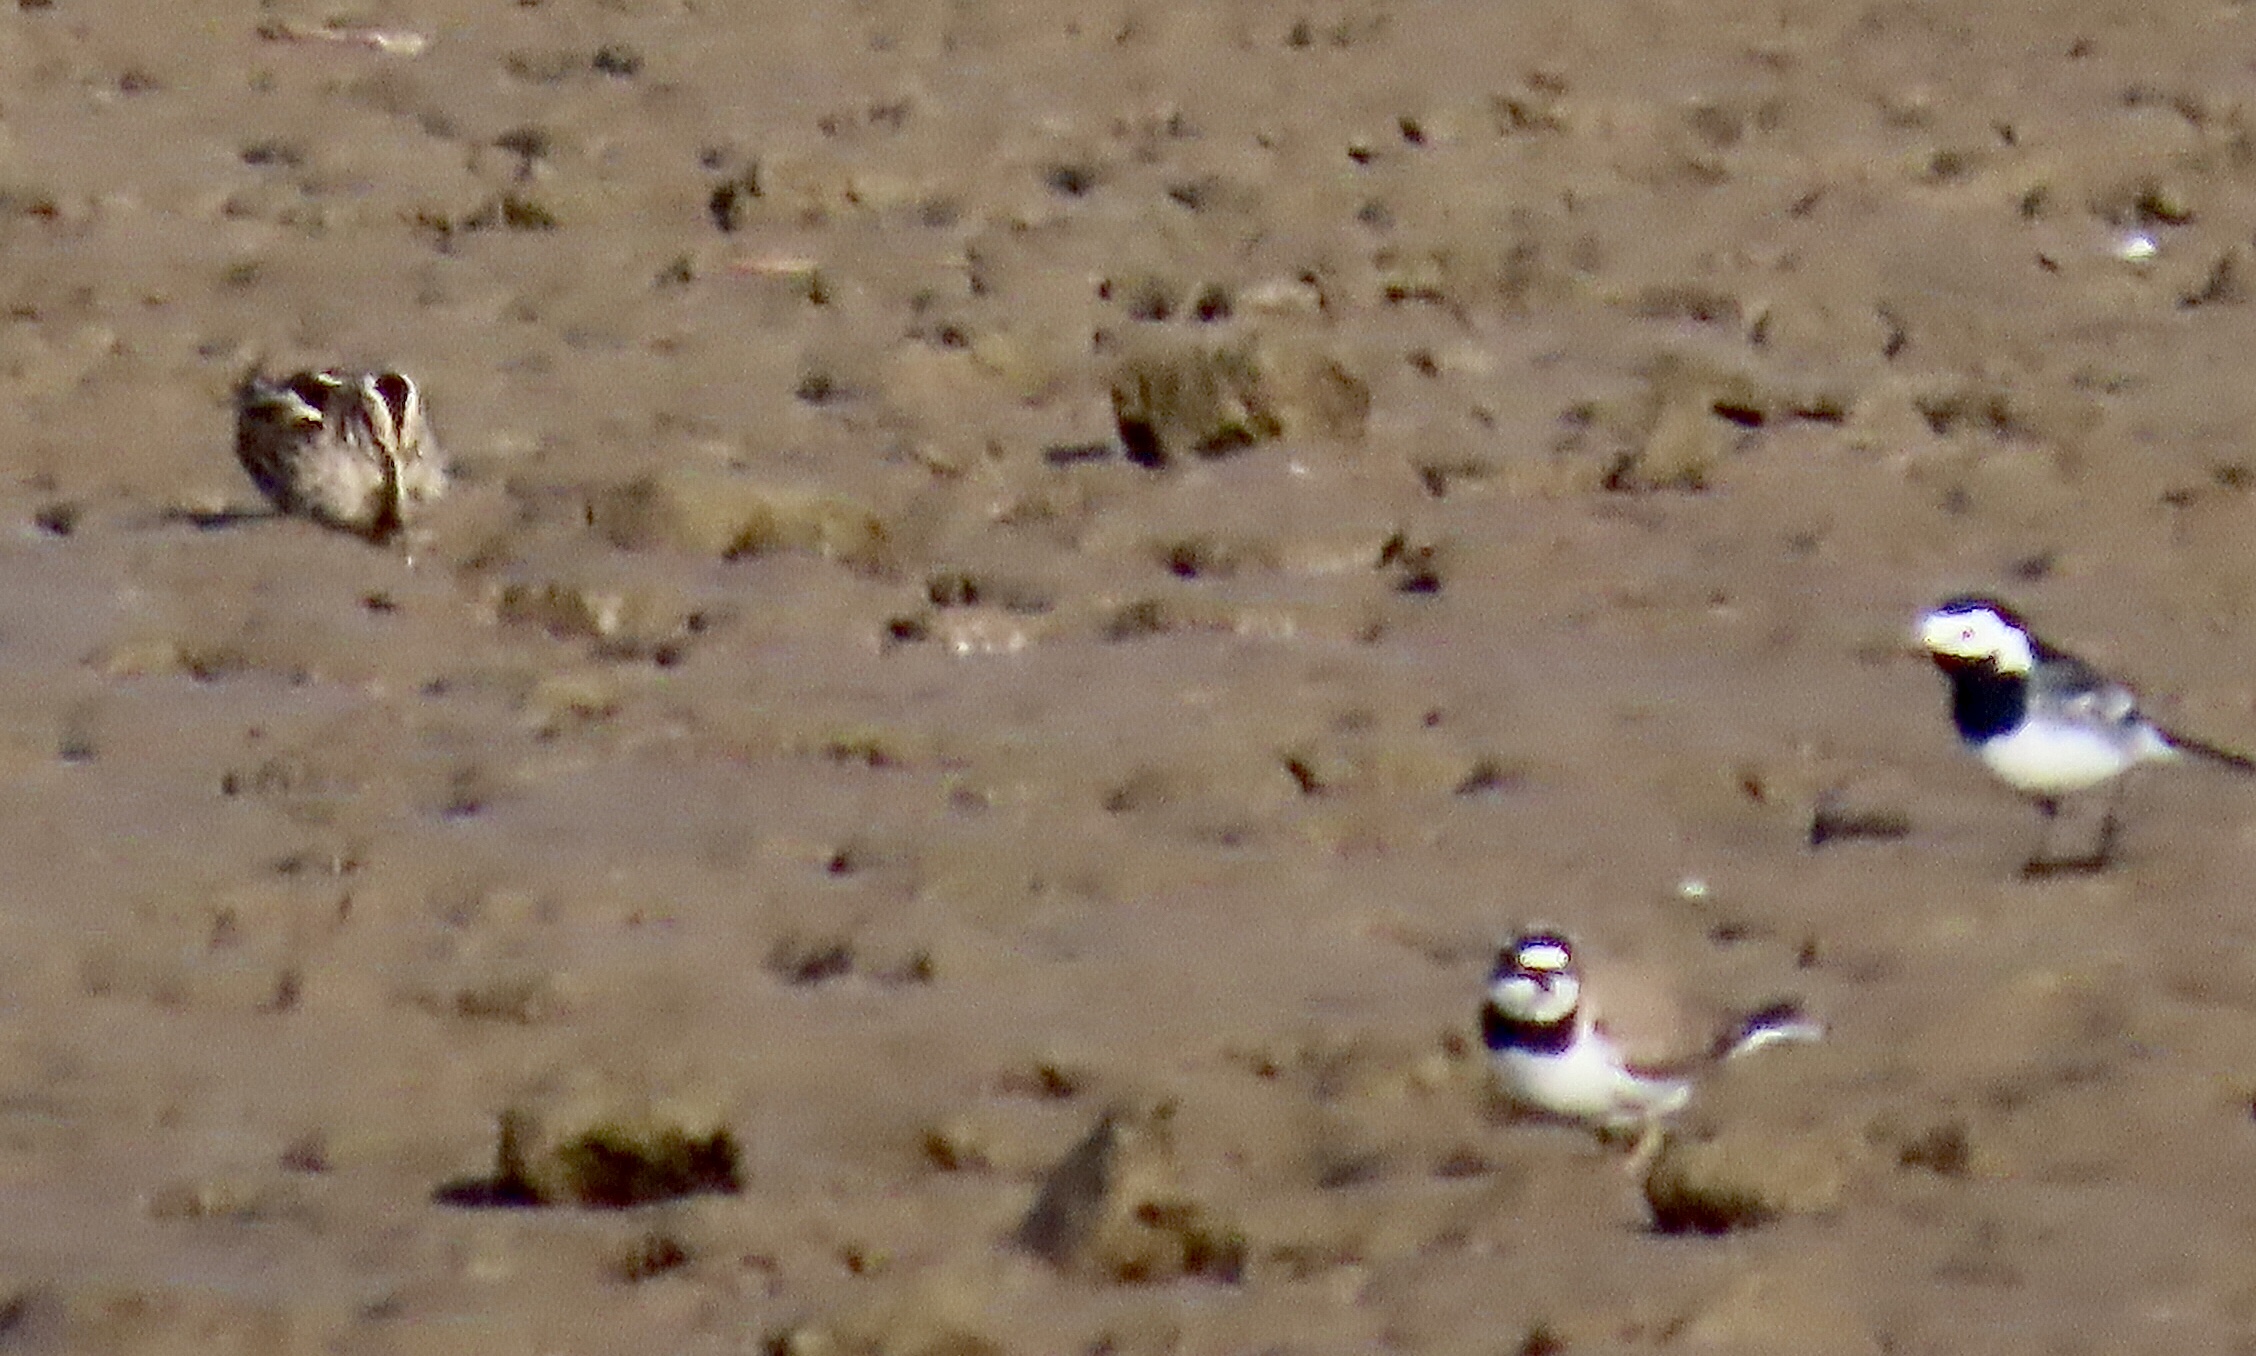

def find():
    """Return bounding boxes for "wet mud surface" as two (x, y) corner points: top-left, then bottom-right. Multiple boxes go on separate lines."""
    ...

(7, 0), (2256, 1351)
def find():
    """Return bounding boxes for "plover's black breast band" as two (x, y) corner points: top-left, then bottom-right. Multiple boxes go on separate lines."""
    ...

(1482, 1005), (1576, 1056)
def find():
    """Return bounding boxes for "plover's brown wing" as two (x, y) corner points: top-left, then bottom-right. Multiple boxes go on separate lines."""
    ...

(1577, 951), (1706, 1067)
(1611, 1040), (1708, 1083)
(1613, 1002), (1820, 1078)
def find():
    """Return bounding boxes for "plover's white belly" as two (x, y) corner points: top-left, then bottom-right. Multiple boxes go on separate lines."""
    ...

(1976, 720), (2138, 795)
(1495, 1037), (1690, 1130)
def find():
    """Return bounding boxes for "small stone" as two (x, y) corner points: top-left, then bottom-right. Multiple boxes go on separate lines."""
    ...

(927, 608), (1039, 656)
(145, 1178), (267, 1220)
(1014, 1100), (1246, 1283)
(1671, 1269), (1882, 1351)
(1576, 352), (1786, 493)
(521, 671), (623, 729)
(766, 1324), (843, 1356)
(463, 1070), (741, 1208)
(1868, 1114), (1992, 1178)
(1239, 275), (1326, 316)
(923, 1116), (994, 1173)
(1807, 789), (1913, 849)
(588, 469), (892, 572)
(490, 578), (698, 656)
(1109, 337), (1368, 466)
(96, 636), (191, 678)
(434, 969), (574, 1024)
(1644, 1127), (1848, 1234)
(968, 327), (1070, 404)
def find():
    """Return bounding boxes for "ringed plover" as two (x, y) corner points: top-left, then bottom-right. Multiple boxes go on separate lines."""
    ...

(1481, 929), (1821, 1138)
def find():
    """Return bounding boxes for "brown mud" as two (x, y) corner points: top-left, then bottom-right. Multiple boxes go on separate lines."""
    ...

(5, 0), (2256, 1351)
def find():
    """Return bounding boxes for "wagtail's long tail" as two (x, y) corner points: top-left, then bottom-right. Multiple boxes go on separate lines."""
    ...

(2162, 728), (2256, 775)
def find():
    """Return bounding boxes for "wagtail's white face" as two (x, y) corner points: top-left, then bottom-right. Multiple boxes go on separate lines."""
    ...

(1487, 932), (1582, 1027)
(1919, 598), (2036, 674)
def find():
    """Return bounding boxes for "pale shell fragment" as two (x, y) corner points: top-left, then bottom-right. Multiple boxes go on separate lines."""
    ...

(2113, 231), (2160, 265)
(257, 19), (430, 56)
(933, 611), (1034, 656)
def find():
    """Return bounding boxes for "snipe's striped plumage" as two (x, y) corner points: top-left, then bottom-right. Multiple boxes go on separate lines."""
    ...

(234, 368), (446, 544)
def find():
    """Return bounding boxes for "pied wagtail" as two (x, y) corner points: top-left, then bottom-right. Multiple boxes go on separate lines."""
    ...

(1481, 929), (1821, 1140)
(1918, 596), (2255, 874)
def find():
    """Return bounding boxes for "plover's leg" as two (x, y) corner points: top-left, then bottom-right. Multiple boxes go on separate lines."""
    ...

(1623, 1118), (1668, 1176)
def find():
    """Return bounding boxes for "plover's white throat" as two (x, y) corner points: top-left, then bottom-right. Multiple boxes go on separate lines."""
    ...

(1918, 595), (2255, 874)
(234, 368), (447, 544)
(1481, 929), (1821, 1137)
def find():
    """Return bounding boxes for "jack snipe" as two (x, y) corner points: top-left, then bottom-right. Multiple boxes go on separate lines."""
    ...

(234, 369), (447, 544)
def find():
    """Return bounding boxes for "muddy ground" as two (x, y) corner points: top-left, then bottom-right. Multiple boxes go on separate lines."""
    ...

(6, 0), (2256, 1351)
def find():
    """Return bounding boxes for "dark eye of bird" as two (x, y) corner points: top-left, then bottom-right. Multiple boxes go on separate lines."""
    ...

(284, 372), (338, 410)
